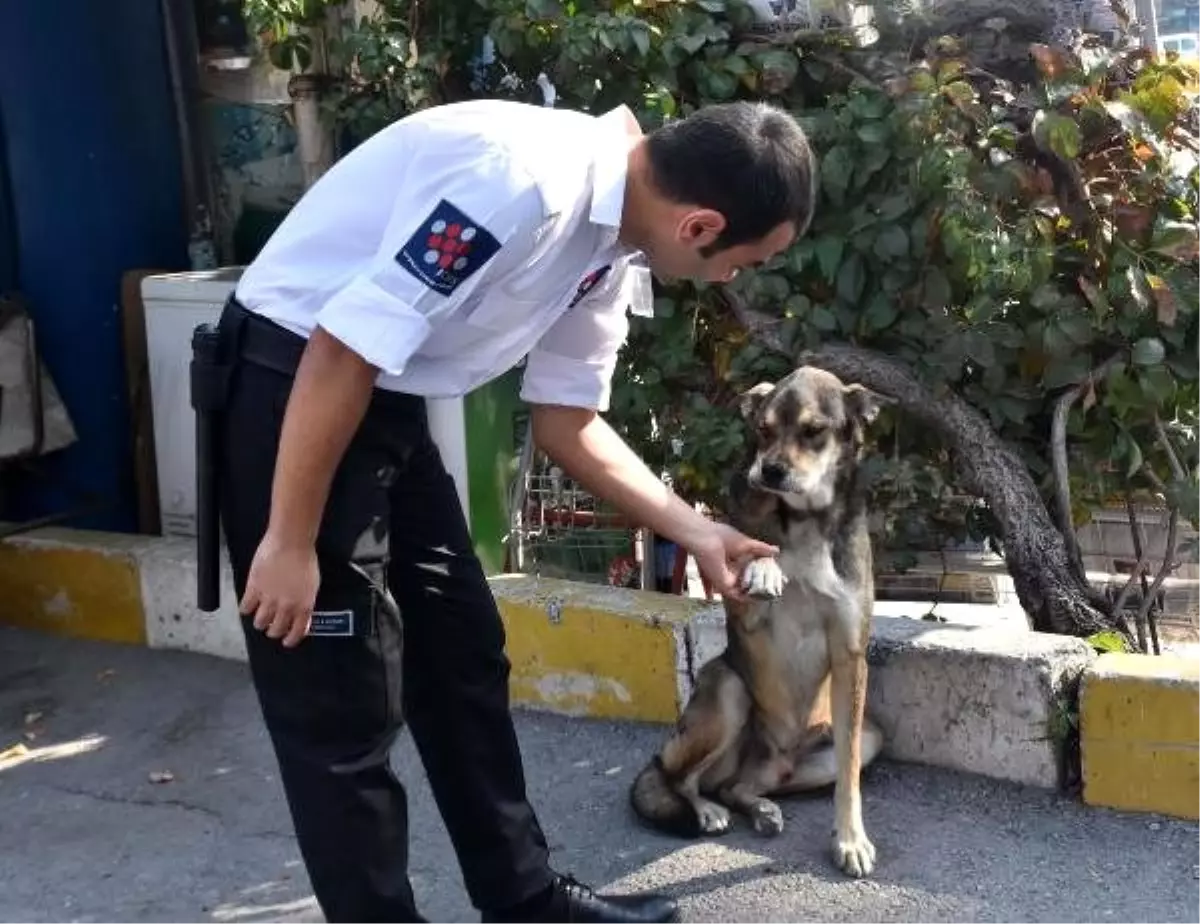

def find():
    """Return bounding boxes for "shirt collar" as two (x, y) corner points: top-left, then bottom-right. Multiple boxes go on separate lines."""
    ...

(589, 105), (641, 231)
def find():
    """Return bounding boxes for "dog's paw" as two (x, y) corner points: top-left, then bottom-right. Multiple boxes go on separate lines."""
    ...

(749, 799), (784, 836)
(740, 557), (786, 600)
(696, 801), (732, 835)
(831, 827), (876, 878)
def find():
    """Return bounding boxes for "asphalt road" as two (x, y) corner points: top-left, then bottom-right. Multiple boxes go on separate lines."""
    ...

(1, 625), (1196, 923)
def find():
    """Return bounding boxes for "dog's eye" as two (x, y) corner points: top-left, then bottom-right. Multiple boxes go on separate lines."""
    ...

(757, 424), (773, 442)
(798, 424), (826, 442)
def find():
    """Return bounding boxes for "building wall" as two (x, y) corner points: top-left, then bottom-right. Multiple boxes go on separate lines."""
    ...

(0, 0), (189, 532)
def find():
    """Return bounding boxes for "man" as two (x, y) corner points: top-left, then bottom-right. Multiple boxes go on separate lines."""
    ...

(215, 97), (816, 923)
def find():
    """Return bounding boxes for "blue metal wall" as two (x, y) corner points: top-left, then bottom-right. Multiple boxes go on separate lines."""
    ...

(0, 0), (189, 532)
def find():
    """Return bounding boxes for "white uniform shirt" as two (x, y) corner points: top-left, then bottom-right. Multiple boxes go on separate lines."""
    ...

(234, 99), (653, 412)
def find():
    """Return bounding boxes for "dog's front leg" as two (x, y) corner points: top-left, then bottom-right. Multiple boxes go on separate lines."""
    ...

(829, 636), (875, 878)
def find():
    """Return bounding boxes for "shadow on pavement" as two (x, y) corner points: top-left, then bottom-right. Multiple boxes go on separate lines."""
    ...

(0, 625), (1196, 924)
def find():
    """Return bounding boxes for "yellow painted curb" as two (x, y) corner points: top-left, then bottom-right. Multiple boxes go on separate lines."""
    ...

(1081, 652), (1199, 820)
(490, 574), (709, 723)
(0, 528), (149, 646)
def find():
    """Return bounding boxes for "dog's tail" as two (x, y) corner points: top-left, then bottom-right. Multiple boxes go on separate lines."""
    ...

(629, 755), (702, 838)
(785, 717), (886, 790)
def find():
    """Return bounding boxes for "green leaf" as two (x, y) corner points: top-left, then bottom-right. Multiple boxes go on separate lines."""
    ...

(816, 236), (844, 284)
(1032, 110), (1082, 160)
(877, 193), (912, 221)
(863, 292), (898, 332)
(810, 304), (838, 331)
(1031, 283), (1061, 311)
(965, 331), (996, 368)
(756, 49), (800, 89)
(874, 225), (909, 261)
(855, 146), (891, 188)
(1057, 314), (1094, 346)
(704, 70), (738, 99)
(821, 146), (854, 207)
(783, 294), (811, 317)
(856, 122), (888, 145)
(922, 267), (952, 311)
(1131, 337), (1166, 366)
(836, 254), (866, 305)
(788, 241), (813, 275)
(1125, 435), (1144, 479)
(1150, 221), (1199, 261)
(1087, 630), (1130, 653)
(631, 26), (651, 56)
(723, 53), (750, 75)
(1042, 354), (1091, 389)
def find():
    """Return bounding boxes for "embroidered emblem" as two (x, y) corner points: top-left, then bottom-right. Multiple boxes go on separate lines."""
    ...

(568, 264), (612, 309)
(396, 200), (501, 296)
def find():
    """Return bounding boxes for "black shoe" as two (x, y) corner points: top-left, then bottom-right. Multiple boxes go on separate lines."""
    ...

(484, 874), (680, 923)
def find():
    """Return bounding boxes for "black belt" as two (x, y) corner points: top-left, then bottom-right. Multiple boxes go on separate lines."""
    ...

(219, 296), (426, 415)
(220, 296), (310, 377)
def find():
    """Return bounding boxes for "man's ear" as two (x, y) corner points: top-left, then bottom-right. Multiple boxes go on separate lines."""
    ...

(738, 382), (775, 421)
(843, 383), (891, 425)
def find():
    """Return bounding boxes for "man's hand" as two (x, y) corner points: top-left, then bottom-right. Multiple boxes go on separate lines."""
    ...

(239, 325), (377, 647)
(690, 523), (780, 600)
(529, 404), (780, 600)
(240, 533), (321, 648)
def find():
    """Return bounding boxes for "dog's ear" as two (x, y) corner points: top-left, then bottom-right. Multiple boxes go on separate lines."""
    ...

(738, 382), (775, 421)
(843, 383), (891, 425)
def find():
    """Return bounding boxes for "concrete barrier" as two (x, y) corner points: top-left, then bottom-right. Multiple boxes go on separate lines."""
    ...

(8, 524), (1186, 805)
(1080, 652), (1199, 820)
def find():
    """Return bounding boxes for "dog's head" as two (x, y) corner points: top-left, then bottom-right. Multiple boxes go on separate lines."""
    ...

(738, 367), (885, 512)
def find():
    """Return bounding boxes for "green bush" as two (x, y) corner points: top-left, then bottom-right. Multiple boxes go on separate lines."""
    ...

(240, 0), (1198, 641)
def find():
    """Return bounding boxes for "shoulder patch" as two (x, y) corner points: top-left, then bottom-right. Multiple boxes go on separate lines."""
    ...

(395, 200), (501, 296)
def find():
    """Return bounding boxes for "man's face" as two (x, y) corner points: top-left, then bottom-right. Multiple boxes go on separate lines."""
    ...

(642, 211), (795, 284)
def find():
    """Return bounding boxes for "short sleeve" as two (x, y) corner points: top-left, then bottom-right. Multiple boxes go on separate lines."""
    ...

(520, 260), (648, 412)
(315, 130), (543, 376)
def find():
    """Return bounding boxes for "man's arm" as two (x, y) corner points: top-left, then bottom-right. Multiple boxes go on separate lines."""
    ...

(529, 404), (777, 598)
(264, 328), (380, 550)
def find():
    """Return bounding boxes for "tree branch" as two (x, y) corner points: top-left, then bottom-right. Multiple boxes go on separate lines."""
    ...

(1133, 507), (1178, 655)
(1050, 354), (1125, 582)
(722, 288), (1115, 637)
(1154, 414), (1187, 481)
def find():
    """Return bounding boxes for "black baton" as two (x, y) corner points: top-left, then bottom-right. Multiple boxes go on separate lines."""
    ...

(190, 323), (225, 612)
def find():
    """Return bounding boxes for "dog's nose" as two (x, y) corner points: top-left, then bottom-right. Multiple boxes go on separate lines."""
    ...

(759, 461), (787, 487)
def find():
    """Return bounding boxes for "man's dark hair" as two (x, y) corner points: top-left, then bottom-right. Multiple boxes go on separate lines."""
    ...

(644, 101), (817, 254)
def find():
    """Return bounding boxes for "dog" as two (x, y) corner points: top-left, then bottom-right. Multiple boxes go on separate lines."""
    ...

(630, 366), (886, 878)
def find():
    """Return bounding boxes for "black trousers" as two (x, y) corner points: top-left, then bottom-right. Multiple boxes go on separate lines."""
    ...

(214, 301), (553, 921)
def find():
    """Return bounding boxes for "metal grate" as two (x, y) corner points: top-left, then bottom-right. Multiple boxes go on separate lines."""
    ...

(505, 421), (645, 588)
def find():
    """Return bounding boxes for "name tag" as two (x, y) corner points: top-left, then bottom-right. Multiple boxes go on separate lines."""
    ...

(310, 610), (355, 637)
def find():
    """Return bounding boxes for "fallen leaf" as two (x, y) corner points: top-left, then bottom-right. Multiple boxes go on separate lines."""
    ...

(23, 731), (37, 742)
(1030, 43), (1075, 81)
(97, 669), (116, 683)
(0, 742), (29, 762)
(23, 711), (43, 726)
(1078, 276), (1112, 313)
(1114, 203), (1152, 243)
(148, 770), (175, 784)
(1147, 274), (1178, 325)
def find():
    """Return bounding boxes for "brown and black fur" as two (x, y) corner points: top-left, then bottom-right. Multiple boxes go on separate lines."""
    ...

(629, 366), (887, 878)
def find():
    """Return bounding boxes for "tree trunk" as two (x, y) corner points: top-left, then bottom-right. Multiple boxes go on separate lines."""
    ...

(727, 299), (1115, 637)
